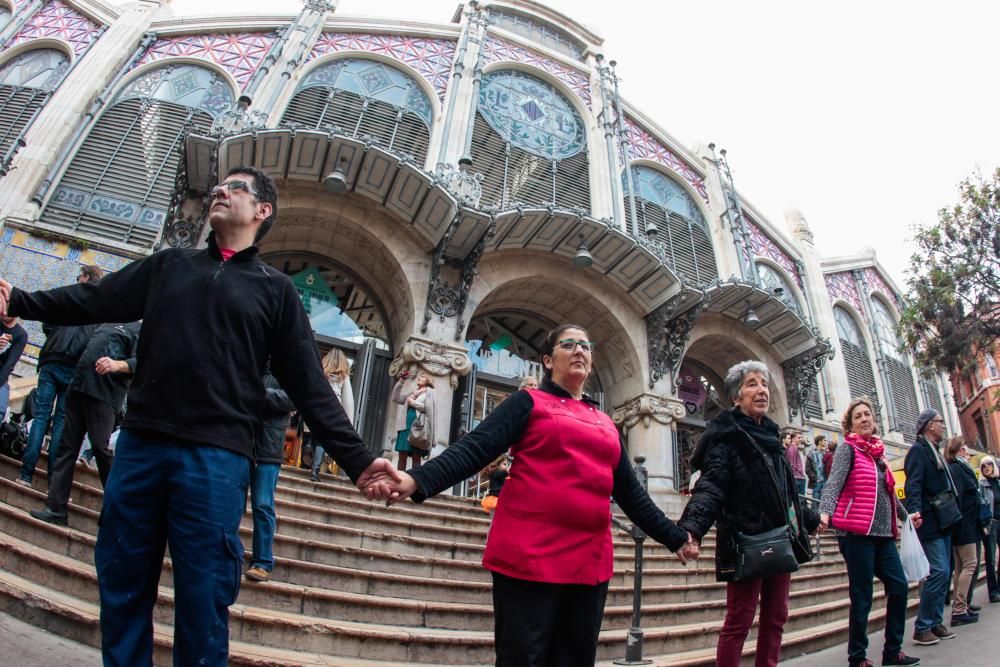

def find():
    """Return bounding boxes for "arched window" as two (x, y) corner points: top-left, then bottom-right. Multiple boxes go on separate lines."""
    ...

(834, 306), (881, 420)
(281, 58), (433, 163)
(756, 262), (801, 315)
(0, 7), (12, 32)
(870, 298), (921, 437)
(470, 69), (590, 211)
(490, 10), (586, 60)
(0, 48), (70, 165)
(41, 64), (234, 248)
(623, 166), (717, 284)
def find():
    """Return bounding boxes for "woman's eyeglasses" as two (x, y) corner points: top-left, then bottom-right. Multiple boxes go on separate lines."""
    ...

(556, 339), (595, 353)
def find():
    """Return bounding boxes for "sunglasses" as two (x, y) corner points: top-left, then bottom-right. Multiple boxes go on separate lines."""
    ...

(556, 339), (595, 353)
(210, 180), (259, 199)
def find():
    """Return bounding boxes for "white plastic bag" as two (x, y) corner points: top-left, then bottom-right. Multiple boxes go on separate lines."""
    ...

(900, 515), (930, 582)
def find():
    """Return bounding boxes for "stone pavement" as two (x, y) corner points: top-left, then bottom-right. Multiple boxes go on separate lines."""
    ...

(0, 610), (101, 666)
(783, 596), (1000, 665)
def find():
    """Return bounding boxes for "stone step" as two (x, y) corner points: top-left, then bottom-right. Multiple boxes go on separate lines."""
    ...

(2, 455), (841, 562)
(0, 528), (862, 635)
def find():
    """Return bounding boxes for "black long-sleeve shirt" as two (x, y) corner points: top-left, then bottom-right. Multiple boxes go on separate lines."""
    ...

(0, 320), (27, 386)
(9, 235), (374, 480)
(410, 380), (688, 551)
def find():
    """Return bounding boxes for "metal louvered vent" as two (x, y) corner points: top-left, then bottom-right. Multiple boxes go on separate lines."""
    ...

(281, 88), (430, 162)
(805, 378), (823, 420)
(840, 339), (881, 421)
(921, 374), (945, 417)
(624, 195), (718, 285)
(886, 357), (920, 439)
(469, 112), (590, 212)
(0, 86), (48, 165)
(40, 98), (212, 248)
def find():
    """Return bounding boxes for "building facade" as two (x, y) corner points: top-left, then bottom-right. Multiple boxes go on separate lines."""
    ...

(0, 0), (959, 502)
(951, 347), (1000, 455)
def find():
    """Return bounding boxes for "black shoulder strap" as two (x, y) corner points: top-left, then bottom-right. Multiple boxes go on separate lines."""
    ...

(736, 426), (791, 516)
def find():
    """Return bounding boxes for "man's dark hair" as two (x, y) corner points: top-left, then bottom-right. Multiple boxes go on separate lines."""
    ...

(227, 166), (278, 242)
(79, 264), (103, 282)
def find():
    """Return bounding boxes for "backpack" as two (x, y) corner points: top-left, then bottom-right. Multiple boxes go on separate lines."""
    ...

(0, 419), (27, 459)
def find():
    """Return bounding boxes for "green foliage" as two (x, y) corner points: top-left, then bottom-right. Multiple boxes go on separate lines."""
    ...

(899, 167), (1000, 374)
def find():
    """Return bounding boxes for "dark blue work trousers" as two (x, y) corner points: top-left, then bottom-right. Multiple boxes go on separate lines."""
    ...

(95, 429), (249, 667)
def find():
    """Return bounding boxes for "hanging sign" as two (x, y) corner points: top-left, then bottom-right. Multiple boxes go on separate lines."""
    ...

(678, 364), (707, 415)
(291, 267), (338, 318)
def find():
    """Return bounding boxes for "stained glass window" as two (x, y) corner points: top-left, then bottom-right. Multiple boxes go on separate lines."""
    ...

(0, 49), (72, 168)
(624, 166), (707, 230)
(490, 10), (586, 60)
(0, 8), (10, 32)
(40, 63), (235, 247)
(834, 306), (882, 423)
(871, 298), (903, 362)
(756, 262), (801, 315)
(834, 307), (864, 347)
(0, 48), (69, 91)
(478, 70), (585, 160)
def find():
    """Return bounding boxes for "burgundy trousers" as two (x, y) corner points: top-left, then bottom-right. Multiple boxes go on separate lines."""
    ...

(716, 572), (792, 667)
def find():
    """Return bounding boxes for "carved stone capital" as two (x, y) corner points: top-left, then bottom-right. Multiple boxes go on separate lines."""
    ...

(781, 337), (836, 418)
(612, 393), (686, 435)
(389, 336), (472, 390)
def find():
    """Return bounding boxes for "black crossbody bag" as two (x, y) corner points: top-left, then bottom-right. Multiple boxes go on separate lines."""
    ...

(927, 442), (962, 530)
(732, 428), (801, 581)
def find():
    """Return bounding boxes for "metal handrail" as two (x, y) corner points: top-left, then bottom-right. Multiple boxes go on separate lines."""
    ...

(798, 493), (824, 559)
(612, 457), (653, 666)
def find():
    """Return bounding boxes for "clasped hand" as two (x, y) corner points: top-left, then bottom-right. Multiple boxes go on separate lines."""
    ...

(675, 533), (700, 564)
(354, 459), (417, 504)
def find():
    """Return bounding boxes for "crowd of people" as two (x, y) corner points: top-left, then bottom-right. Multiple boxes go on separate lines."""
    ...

(0, 166), (997, 667)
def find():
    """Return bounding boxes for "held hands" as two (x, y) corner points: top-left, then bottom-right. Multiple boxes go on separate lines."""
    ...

(818, 512), (830, 533)
(675, 533), (700, 564)
(355, 458), (403, 501)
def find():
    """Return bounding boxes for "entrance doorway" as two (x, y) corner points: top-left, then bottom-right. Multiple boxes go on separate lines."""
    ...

(675, 360), (727, 491)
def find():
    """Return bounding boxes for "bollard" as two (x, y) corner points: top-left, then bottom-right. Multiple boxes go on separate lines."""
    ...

(614, 457), (652, 665)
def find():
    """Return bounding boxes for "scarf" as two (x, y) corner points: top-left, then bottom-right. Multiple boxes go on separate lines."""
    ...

(844, 431), (885, 460)
(732, 406), (781, 453)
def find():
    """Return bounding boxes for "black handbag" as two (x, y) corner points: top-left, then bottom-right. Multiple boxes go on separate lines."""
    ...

(732, 428), (801, 581)
(929, 446), (962, 529)
(734, 525), (800, 581)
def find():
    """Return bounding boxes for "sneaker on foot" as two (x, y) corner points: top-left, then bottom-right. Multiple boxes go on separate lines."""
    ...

(14, 478), (31, 488)
(951, 612), (978, 625)
(989, 593), (1000, 603)
(244, 566), (271, 582)
(29, 507), (67, 526)
(883, 652), (920, 666)
(912, 630), (940, 645)
(931, 624), (956, 640)
(849, 660), (874, 667)
(969, 603), (981, 612)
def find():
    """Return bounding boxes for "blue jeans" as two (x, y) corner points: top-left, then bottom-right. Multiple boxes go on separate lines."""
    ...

(812, 480), (825, 502)
(20, 361), (74, 481)
(0, 382), (9, 419)
(95, 429), (249, 667)
(838, 535), (909, 661)
(795, 478), (807, 498)
(916, 534), (952, 632)
(250, 463), (281, 571)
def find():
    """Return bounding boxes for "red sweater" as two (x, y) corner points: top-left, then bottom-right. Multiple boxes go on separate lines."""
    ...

(483, 388), (621, 584)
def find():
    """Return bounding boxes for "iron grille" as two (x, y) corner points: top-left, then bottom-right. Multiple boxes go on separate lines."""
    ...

(470, 112), (590, 211)
(624, 195), (718, 285)
(281, 88), (430, 162)
(840, 338), (882, 421)
(0, 85), (48, 163)
(921, 373), (945, 417)
(40, 98), (213, 248)
(887, 357), (920, 439)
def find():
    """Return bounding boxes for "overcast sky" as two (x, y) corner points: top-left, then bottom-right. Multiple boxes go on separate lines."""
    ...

(154, 0), (1000, 290)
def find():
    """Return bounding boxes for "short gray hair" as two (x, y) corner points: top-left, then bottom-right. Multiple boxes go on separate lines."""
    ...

(724, 360), (771, 403)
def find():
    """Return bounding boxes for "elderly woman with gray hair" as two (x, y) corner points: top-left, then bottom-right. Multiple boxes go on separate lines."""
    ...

(679, 360), (819, 667)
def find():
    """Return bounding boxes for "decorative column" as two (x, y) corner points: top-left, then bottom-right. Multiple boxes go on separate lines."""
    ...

(388, 336), (471, 457)
(709, 144), (756, 285)
(612, 393), (687, 513)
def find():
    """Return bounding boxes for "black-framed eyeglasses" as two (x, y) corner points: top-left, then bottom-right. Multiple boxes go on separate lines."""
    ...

(556, 339), (595, 353)
(931, 418), (945, 424)
(210, 180), (259, 200)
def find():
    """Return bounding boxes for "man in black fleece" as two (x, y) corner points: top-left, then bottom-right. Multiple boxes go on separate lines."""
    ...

(0, 166), (399, 667)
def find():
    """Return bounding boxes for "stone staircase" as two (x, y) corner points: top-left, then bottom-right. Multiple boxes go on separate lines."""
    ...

(0, 452), (917, 665)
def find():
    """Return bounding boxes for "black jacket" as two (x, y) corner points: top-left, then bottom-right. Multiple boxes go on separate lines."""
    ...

(38, 322), (96, 367)
(70, 322), (140, 410)
(256, 372), (294, 465)
(904, 436), (953, 541)
(679, 408), (819, 582)
(949, 459), (980, 546)
(0, 320), (27, 386)
(9, 235), (374, 480)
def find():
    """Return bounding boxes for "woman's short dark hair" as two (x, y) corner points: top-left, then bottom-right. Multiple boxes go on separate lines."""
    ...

(79, 264), (103, 282)
(539, 323), (589, 381)
(226, 165), (278, 242)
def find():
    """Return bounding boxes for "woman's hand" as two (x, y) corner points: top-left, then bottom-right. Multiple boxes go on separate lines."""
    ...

(818, 512), (830, 533)
(910, 512), (922, 529)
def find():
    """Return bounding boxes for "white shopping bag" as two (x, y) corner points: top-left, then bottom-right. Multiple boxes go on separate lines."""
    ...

(900, 515), (930, 582)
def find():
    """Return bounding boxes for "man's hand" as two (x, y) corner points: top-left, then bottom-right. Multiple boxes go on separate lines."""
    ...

(0, 279), (11, 317)
(0, 333), (10, 353)
(95, 357), (129, 375)
(355, 458), (402, 501)
(910, 512), (923, 529)
(676, 532), (700, 564)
